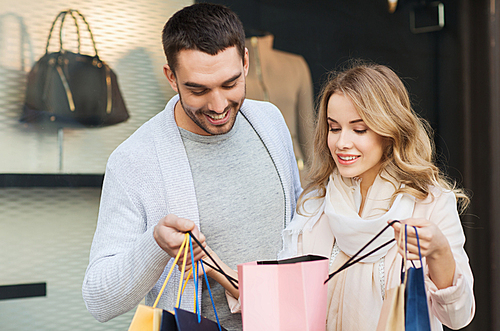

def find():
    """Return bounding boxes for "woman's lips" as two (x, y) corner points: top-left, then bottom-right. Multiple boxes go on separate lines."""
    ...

(336, 154), (360, 165)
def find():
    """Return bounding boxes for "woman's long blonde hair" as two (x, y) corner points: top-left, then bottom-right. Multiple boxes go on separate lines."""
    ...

(300, 61), (469, 213)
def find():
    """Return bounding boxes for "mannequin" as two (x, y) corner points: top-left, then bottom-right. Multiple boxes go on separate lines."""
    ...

(245, 33), (314, 183)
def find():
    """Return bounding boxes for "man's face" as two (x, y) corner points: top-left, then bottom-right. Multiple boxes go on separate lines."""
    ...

(164, 46), (249, 135)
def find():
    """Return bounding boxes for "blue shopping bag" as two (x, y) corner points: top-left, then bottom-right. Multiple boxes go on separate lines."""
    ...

(404, 225), (431, 331)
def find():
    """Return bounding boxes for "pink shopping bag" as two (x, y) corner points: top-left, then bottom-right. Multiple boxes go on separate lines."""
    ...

(238, 255), (328, 331)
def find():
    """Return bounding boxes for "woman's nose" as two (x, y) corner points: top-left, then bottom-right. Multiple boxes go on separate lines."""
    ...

(336, 131), (353, 149)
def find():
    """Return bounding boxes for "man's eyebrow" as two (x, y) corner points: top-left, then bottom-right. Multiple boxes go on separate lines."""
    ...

(184, 81), (206, 88)
(183, 73), (242, 89)
(223, 73), (242, 84)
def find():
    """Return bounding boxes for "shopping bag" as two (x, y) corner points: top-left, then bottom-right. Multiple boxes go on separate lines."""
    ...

(404, 226), (431, 331)
(376, 222), (406, 331)
(377, 284), (405, 331)
(238, 254), (329, 331)
(159, 310), (177, 330)
(174, 308), (225, 331)
(128, 234), (189, 331)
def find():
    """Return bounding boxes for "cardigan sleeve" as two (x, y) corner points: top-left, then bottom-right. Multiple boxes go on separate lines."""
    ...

(422, 190), (475, 329)
(82, 165), (171, 322)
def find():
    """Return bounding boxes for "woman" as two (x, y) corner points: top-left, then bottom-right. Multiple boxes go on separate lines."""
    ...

(280, 62), (475, 331)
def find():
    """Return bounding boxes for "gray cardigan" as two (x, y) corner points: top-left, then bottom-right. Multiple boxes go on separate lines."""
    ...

(82, 95), (302, 322)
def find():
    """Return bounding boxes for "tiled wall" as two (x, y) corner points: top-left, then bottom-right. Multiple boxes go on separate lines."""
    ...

(0, 0), (192, 330)
(0, 187), (134, 330)
(0, 0), (192, 174)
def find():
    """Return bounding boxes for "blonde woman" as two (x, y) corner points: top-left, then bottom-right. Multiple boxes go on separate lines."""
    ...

(280, 62), (475, 331)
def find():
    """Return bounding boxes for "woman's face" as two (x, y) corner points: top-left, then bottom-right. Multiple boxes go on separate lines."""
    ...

(327, 92), (386, 188)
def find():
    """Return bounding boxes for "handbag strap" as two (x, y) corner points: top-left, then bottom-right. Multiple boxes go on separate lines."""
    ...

(325, 220), (399, 284)
(45, 9), (99, 57)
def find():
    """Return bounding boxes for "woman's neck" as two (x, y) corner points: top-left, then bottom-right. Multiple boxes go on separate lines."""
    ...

(358, 176), (377, 216)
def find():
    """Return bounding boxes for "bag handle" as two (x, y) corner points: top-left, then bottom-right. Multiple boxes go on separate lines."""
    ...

(382, 221), (406, 295)
(200, 256), (223, 331)
(400, 224), (411, 286)
(45, 9), (99, 57)
(175, 234), (224, 331)
(325, 220), (399, 284)
(404, 225), (423, 273)
(0, 13), (34, 71)
(152, 233), (189, 309)
(189, 234), (223, 331)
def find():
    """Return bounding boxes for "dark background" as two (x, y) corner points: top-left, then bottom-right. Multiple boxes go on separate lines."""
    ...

(194, 0), (497, 330)
(199, 0), (463, 179)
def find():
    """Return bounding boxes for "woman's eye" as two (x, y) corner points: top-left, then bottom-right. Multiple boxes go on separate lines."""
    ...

(329, 128), (341, 133)
(354, 129), (367, 134)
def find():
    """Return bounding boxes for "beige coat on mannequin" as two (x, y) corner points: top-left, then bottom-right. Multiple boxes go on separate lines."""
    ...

(245, 34), (314, 184)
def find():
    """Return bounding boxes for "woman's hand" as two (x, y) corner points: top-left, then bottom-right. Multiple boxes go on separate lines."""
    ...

(391, 218), (456, 289)
(201, 246), (239, 299)
(178, 245), (239, 299)
(181, 245), (217, 280)
(392, 218), (450, 260)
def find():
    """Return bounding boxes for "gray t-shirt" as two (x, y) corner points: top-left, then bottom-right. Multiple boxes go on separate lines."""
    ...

(179, 113), (285, 330)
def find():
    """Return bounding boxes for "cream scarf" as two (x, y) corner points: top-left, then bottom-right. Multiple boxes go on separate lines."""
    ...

(325, 170), (415, 331)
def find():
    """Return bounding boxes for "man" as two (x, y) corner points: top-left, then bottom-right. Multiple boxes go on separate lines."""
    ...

(82, 3), (302, 330)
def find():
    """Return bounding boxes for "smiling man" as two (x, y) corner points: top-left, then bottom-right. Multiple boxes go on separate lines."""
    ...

(82, 3), (302, 331)
(166, 46), (246, 136)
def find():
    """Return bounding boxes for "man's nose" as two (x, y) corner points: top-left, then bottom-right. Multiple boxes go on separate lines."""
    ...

(208, 90), (229, 113)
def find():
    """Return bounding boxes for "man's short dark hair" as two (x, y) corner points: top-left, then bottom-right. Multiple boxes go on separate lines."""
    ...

(162, 3), (245, 73)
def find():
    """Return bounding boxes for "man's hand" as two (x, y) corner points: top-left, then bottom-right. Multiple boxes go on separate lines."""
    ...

(154, 214), (206, 265)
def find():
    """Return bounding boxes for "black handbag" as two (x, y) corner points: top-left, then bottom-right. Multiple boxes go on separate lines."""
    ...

(22, 9), (129, 127)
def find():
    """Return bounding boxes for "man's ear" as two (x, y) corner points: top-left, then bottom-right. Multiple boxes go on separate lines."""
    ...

(163, 64), (178, 92)
(243, 48), (249, 77)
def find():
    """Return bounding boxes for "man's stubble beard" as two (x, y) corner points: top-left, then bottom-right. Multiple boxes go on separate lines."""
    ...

(178, 88), (246, 136)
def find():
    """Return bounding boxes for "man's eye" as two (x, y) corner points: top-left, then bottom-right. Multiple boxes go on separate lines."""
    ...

(191, 90), (207, 96)
(223, 83), (237, 89)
